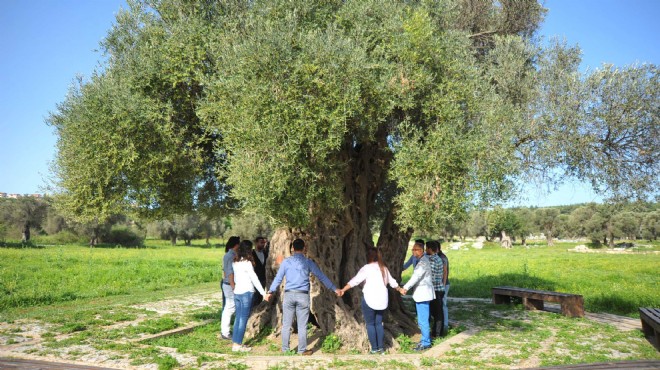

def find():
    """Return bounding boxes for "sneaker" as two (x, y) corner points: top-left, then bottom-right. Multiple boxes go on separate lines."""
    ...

(369, 349), (380, 354)
(378, 348), (386, 355)
(232, 344), (251, 352)
(220, 334), (231, 341)
(300, 349), (313, 356)
(414, 343), (431, 351)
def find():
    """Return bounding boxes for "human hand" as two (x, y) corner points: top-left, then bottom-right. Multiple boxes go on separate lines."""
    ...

(265, 293), (271, 302)
(335, 289), (343, 297)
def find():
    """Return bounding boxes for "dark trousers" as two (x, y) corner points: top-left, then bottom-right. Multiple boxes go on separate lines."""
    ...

(361, 298), (385, 351)
(430, 290), (445, 337)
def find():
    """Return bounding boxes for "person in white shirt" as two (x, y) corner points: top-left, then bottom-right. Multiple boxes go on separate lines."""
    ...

(231, 240), (267, 352)
(339, 247), (399, 354)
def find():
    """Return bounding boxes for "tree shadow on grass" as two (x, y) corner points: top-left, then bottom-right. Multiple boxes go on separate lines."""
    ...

(0, 241), (45, 249)
(451, 273), (561, 299)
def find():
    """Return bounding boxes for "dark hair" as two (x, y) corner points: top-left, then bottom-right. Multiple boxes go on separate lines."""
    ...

(234, 240), (255, 264)
(292, 238), (305, 251)
(367, 247), (389, 284)
(426, 240), (440, 253)
(255, 236), (266, 242)
(414, 239), (425, 246)
(225, 236), (240, 252)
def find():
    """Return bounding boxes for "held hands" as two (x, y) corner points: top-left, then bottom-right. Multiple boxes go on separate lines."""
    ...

(335, 289), (344, 297)
(397, 287), (407, 295)
(264, 293), (272, 302)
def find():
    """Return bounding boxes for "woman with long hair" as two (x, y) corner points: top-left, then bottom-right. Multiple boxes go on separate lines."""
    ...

(231, 240), (266, 352)
(339, 247), (399, 354)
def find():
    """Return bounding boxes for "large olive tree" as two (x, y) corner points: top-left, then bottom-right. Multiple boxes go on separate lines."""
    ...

(50, 0), (658, 348)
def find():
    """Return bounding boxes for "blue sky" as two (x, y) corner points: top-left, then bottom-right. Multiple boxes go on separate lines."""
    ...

(0, 0), (658, 206)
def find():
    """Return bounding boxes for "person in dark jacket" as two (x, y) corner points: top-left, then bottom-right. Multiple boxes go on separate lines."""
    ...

(251, 236), (269, 307)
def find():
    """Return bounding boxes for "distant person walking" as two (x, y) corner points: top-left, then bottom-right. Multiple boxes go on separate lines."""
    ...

(220, 236), (240, 340)
(339, 247), (399, 354)
(265, 239), (341, 355)
(231, 240), (267, 352)
(398, 242), (435, 351)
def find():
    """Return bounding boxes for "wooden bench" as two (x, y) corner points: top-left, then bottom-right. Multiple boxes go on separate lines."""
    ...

(639, 307), (660, 350)
(492, 286), (584, 317)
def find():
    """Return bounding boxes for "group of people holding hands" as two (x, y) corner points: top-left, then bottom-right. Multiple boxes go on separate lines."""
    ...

(220, 236), (449, 354)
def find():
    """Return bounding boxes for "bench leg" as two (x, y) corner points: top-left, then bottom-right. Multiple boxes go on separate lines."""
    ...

(493, 294), (510, 305)
(523, 298), (544, 311)
(560, 296), (584, 318)
(641, 319), (653, 337)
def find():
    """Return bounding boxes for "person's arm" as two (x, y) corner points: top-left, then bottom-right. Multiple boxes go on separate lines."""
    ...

(227, 257), (235, 290)
(386, 268), (399, 289)
(403, 255), (413, 270)
(442, 258), (448, 286)
(248, 264), (267, 297)
(341, 266), (367, 294)
(267, 263), (286, 295)
(402, 259), (426, 292)
(307, 259), (339, 294)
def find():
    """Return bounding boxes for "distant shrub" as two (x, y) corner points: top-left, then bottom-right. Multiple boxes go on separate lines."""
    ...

(103, 225), (144, 247)
(33, 230), (85, 245)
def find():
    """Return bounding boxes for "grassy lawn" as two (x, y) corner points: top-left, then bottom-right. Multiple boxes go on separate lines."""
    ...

(1, 238), (659, 369)
(402, 240), (660, 317)
(0, 239), (226, 311)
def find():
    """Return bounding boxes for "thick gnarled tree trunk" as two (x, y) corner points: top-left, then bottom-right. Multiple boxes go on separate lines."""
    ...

(245, 130), (418, 349)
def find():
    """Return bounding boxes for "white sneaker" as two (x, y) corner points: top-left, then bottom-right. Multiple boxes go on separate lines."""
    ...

(232, 344), (251, 352)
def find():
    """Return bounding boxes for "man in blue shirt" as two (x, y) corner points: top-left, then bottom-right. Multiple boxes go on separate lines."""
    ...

(265, 238), (341, 355)
(402, 239), (424, 271)
(220, 236), (241, 340)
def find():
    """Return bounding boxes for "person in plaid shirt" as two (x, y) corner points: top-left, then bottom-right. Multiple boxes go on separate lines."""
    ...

(425, 240), (445, 337)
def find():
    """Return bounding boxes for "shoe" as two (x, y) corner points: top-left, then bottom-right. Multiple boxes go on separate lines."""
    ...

(369, 349), (380, 354)
(220, 334), (231, 340)
(300, 349), (313, 356)
(232, 344), (251, 352)
(414, 343), (431, 351)
(378, 348), (386, 355)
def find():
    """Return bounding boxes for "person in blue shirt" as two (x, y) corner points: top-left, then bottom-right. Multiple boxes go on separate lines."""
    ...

(402, 239), (425, 271)
(265, 238), (341, 355)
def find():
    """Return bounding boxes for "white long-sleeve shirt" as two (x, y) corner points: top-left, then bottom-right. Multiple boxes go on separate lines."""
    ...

(232, 260), (267, 296)
(347, 262), (399, 310)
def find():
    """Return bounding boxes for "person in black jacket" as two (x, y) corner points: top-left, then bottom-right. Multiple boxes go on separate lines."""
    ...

(251, 236), (269, 307)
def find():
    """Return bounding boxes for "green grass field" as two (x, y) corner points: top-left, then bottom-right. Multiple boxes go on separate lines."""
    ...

(402, 241), (660, 317)
(0, 239), (225, 311)
(2, 238), (658, 316)
(1, 238), (659, 368)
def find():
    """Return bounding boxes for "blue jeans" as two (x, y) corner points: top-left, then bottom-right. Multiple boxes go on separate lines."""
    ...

(232, 292), (253, 344)
(361, 298), (384, 351)
(281, 291), (310, 353)
(416, 301), (431, 346)
(443, 284), (450, 332)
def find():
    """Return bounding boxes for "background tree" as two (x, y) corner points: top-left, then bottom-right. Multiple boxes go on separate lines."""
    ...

(533, 208), (560, 246)
(0, 197), (47, 242)
(642, 211), (659, 241)
(487, 207), (520, 246)
(512, 208), (534, 245)
(49, 0), (659, 347)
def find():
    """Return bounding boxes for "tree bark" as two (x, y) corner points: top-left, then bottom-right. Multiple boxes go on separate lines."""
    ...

(245, 129), (417, 350)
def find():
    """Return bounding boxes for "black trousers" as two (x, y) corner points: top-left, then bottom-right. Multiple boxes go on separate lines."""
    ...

(430, 290), (445, 337)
